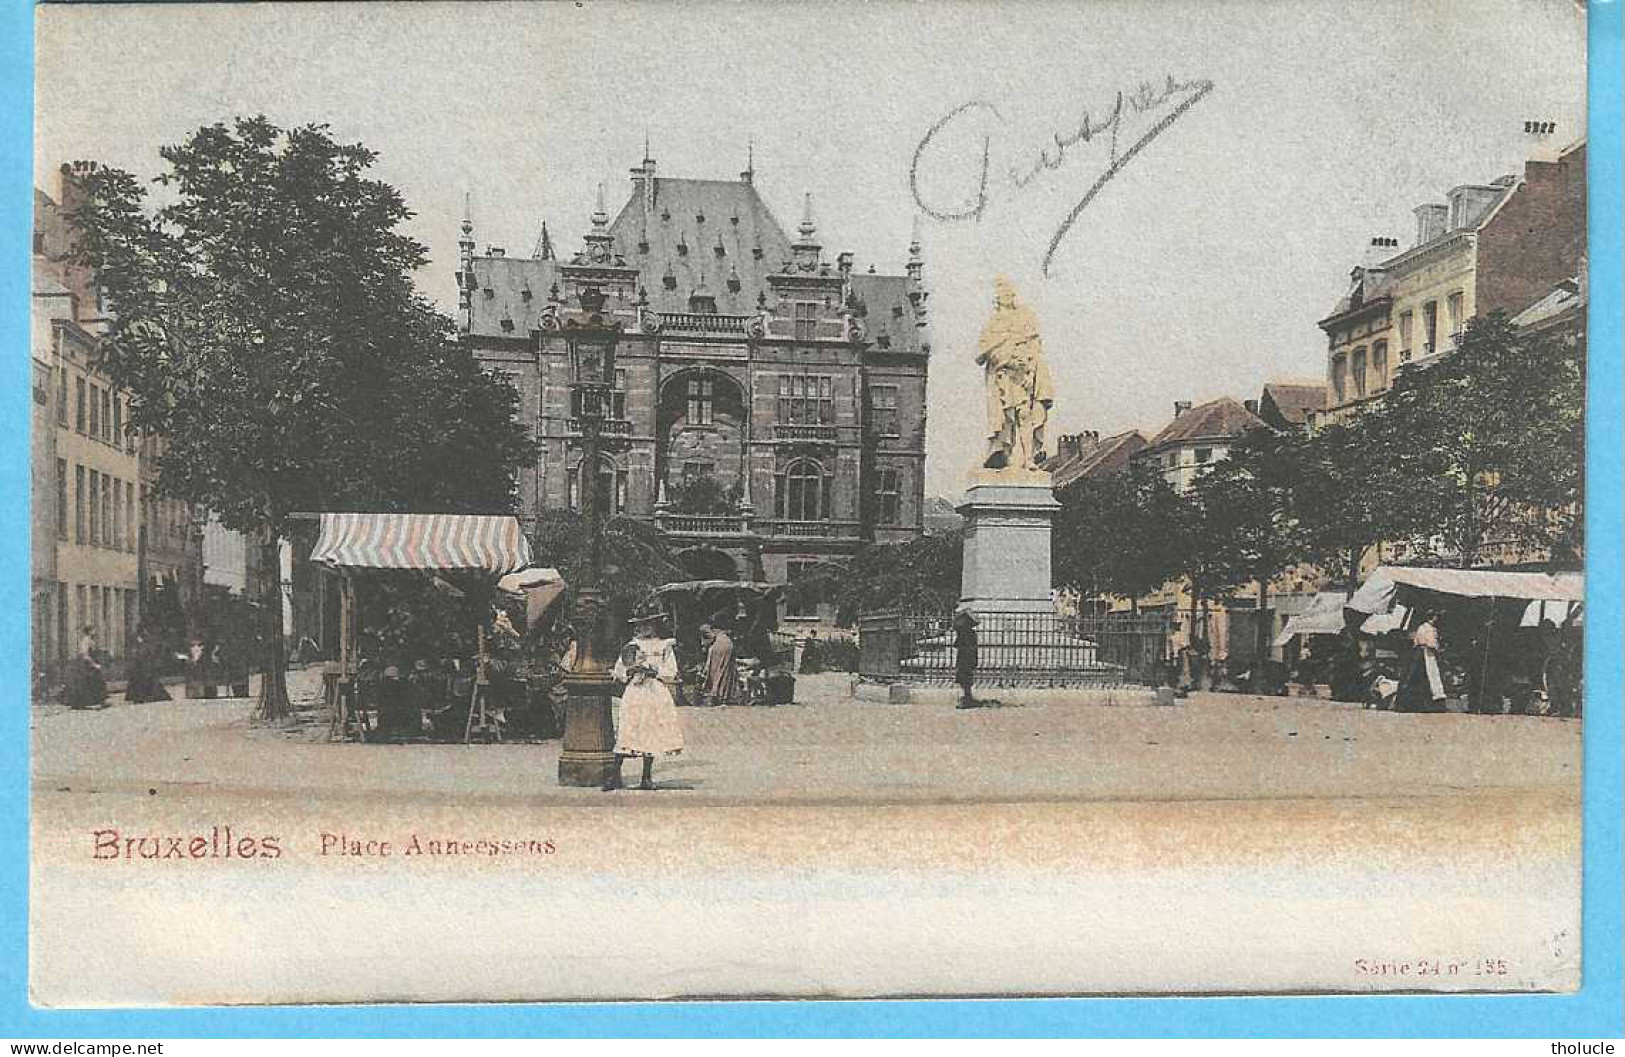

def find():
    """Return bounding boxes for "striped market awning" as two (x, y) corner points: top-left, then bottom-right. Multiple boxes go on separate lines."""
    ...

(309, 513), (534, 574)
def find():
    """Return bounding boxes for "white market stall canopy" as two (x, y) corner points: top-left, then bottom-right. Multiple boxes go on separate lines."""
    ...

(1347, 566), (1584, 615)
(309, 513), (534, 574)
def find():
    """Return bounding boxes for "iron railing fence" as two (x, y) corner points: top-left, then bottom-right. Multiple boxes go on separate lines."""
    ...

(857, 610), (1175, 688)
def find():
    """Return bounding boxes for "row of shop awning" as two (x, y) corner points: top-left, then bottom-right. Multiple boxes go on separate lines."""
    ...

(1276, 567), (1584, 646)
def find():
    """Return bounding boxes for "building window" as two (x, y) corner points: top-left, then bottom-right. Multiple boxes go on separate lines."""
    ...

(1351, 347), (1368, 399)
(74, 465), (85, 543)
(793, 302), (818, 342)
(1194, 447), (1213, 464)
(1447, 291), (1464, 337)
(569, 457), (626, 516)
(112, 395), (122, 446)
(686, 377), (714, 426)
(1422, 301), (1438, 354)
(88, 470), (100, 546)
(113, 480), (123, 550)
(868, 385), (900, 435)
(776, 458), (829, 522)
(778, 375), (834, 425)
(1372, 340), (1388, 389)
(75, 377), (86, 434)
(56, 368), (68, 426)
(682, 460), (714, 483)
(100, 388), (113, 443)
(785, 559), (822, 619)
(89, 383), (100, 440)
(1331, 352), (1347, 404)
(612, 368), (627, 420)
(1398, 311), (1413, 359)
(126, 487), (136, 551)
(55, 460), (67, 540)
(876, 468), (901, 525)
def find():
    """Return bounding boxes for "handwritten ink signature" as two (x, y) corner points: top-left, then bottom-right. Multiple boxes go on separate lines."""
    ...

(909, 75), (1215, 275)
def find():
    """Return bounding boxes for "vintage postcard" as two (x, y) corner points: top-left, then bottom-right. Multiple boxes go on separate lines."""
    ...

(28, 0), (1589, 1005)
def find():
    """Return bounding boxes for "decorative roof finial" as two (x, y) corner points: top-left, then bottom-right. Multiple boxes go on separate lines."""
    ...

(798, 192), (816, 240)
(643, 130), (652, 165)
(591, 183), (608, 231)
(535, 221), (556, 261)
(741, 137), (755, 184)
(906, 215), (924, 283)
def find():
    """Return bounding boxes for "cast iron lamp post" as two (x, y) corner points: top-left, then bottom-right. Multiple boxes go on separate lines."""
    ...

(557, 292), (623, 787)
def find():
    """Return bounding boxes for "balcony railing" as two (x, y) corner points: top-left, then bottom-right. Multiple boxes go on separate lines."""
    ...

(765, 519), (860, 539)
(565, 418), (633, 436)
(659, 312), (751, 335)
(772, 423), (838, 444)
(655, 511), (751, 536)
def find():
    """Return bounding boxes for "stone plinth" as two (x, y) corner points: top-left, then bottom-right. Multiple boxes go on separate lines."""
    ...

(957, 469), (1060, 614)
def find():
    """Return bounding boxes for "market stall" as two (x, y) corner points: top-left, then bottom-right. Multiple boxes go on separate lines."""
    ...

(304, 512), (553, 741)
(1345, 566), (1584, 715)
(650, 579), (796, 705)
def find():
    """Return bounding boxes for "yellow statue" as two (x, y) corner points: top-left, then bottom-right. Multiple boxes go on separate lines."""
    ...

(976, 276), (1055, 471)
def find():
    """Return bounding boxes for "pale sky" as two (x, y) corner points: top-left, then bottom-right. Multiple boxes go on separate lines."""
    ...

(35, 0), (1587, 496)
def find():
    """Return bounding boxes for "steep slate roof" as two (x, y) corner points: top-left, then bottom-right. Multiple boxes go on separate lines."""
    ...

(465, 171), (924, 353)
(468, 254), (562, 338)
(1051, 430), (1147, 489)
(849, 273), (927, 354)
(605, 176), (795, 316)
(1145, 397), (1267, 449)
(1259, 381), (1327, 427)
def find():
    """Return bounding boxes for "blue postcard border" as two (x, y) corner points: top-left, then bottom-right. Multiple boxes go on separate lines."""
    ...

(0, 0), (1618, 1038)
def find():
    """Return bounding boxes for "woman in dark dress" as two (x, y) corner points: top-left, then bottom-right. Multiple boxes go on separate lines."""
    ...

(65, 625), (107, 710)
(123, 627), (172, 703)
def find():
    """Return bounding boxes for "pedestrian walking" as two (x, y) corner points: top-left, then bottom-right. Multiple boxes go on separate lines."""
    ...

(953, 608), (981, 709)
(604, 612), (685, 791)
(798, 630), (822, 675)
(123, 626), (172, 703)
(65, 625), (107, 710)
(700, 612), (741, 707)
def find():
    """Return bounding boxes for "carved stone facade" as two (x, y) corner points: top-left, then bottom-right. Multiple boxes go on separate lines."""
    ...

(459, 156), (930, 621)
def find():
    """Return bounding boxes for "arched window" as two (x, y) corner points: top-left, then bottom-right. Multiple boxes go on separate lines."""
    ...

(569, 456), (627, 516)
(775, 458), (830, 522)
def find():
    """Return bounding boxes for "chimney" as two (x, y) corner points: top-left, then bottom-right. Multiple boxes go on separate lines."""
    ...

(1174, 400), (1192, 418)
(1524, 119), (1559, 163)
(488, 246), (506, 258)
(631, 156), (657, 212)
(1056, 434), (1082, 460)
(837, 251), (854, 279)
(1363, 236), (1398, 269)
(1413, 203), (1449, 246)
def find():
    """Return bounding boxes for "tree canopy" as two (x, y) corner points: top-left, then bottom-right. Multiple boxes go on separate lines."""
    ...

(63, 117), (536, 716)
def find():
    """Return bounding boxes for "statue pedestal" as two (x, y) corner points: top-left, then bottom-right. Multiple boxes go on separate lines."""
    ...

(957, 469), (1060, 614)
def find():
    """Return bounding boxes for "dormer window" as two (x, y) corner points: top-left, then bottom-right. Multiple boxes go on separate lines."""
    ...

(520, 288), (533, 302)
(676, 235), (689, 256)
(483, 288), (494, 299)
(689, 293), (717, 314)
(500, 317), (515, 333)
(891, 305), (904, 319)
(696, 212), (705, 225)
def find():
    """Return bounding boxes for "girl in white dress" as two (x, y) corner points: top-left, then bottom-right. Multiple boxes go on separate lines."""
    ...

(605, 613), (685, 791)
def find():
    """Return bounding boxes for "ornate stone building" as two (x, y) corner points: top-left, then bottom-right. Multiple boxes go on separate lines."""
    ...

(458, 155), (930, 620)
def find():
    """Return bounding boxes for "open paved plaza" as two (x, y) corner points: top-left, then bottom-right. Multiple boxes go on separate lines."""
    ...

(30, 668), (1582, 1004)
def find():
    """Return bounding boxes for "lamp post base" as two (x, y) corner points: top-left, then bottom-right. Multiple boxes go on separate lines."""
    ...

(557, 672), (618, 787)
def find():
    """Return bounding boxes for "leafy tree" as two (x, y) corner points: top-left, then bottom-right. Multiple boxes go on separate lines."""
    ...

(1349, 312), (1585, 567)
(1186, 427), (1311, 679)
(62, 118), (534, 720)
(785, 530), (964, 625)
(1293, 418), (1396, 584)
(1053, 460), (1186, 608)
(530, 509), (688, 627)
(665, 474), (741, 515)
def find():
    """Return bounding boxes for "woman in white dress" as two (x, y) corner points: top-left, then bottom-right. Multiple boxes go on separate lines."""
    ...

(605, 613), (685, 791)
